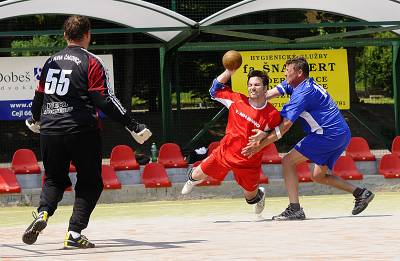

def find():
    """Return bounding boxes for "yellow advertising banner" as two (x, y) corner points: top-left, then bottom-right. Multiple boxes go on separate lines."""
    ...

(231, 49), (350, 110)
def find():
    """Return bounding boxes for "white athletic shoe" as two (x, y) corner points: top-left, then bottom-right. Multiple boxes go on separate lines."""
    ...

(254, 187), (266, 215)
(181, 179), (203, 195)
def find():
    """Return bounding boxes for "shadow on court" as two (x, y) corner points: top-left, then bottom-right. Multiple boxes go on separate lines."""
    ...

(303, 214), (392, 220)
(1, 239), (206, 259)
(1, 194), (399, 260)
(214, 214), (392, 223)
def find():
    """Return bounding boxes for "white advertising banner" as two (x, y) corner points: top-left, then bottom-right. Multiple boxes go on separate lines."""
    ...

(0, 54), (114, 120)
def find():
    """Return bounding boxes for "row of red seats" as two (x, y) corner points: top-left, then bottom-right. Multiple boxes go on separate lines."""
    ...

(65, 136), (400, 184)
(263, 136), (377, 163)
(0, 136), (393, 175)
(0, 156), (372, 193)
(2, 136), (400, 193)
(0, 148), (42, 193)
(92, 136), (382, 170)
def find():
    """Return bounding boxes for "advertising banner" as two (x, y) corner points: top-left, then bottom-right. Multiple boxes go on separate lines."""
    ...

(231, 49), (349, 110)
(0, 54), (114, 120)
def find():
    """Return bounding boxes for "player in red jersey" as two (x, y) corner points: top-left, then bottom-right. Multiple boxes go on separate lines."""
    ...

(181, 69), (281, 215)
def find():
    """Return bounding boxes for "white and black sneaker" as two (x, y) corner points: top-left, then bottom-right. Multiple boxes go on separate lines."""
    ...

(181, 168), (203, 195)
(254, 187), (266, 215)
(181, 179), (202, 195)
(352, 189), (375, 215)
(272, 205), (306, 221)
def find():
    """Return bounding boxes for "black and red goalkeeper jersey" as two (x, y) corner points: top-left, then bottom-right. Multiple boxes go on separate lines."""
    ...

(32, 45), (130, 134)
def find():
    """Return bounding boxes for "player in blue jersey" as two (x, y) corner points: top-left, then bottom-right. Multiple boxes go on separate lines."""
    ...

(241, 57), (374, 220)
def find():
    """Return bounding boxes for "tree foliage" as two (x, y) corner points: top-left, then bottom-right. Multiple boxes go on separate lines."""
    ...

(11, 35), (65, 56)
(356, 32), (394, 96)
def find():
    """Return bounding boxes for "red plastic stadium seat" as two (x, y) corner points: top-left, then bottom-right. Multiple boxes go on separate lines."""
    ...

(261, 143), (281, 164)
(42, 173), (72, 191)
(110, 145), (140, 170)
(101, 165), (122, 189)
(259, 169), (269, 184)
(207, 141), (220, 156)
(332, 156), (363, 180)
(11, 149), (41, 174)
(141, 163), (172, 188)
(0, 168), (21, 193)
(158, 143), (188, 168)
(296, 162), (312, 182)
(345, 137), (375, 161)
(69, 162), (76, 172)
(378, 154), (400, 178)
(391, 136), (400, 156)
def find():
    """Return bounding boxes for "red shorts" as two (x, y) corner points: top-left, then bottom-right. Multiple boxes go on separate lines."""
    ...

(199, 152), (260, 192)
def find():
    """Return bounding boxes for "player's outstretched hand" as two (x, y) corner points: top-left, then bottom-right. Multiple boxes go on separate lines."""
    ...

(248, 129), (267, 143)
(241, 141), (262, 158)
(25, 116), (40, 133)
(126, 122), (152, 144)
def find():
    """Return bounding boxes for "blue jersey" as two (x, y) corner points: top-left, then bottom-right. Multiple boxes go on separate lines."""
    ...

(277, 78), (349, 137)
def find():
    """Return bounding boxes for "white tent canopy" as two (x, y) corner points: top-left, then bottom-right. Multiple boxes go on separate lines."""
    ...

(200, 0), (400, 34)
(0, 0), (399, 42)
(0, 0), (197, 42)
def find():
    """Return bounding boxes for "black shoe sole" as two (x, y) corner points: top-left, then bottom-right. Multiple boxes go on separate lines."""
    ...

(63, 244), (95, 249)
(272, 216), (306, 221)
(22, 220), (47, 245)
(352, 193), (375, 215)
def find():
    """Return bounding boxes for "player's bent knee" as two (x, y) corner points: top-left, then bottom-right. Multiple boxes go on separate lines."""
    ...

(281, 155), (295, 167)
(310, 173), (325, 183)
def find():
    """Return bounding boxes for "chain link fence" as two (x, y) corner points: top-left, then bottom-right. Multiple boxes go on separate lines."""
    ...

(0, 2), (396, 162)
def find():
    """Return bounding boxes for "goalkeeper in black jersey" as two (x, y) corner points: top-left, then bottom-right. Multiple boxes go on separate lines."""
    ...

(23, 15), (151, 249)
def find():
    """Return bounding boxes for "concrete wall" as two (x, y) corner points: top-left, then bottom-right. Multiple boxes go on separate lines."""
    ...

(1, 174), (399, 207)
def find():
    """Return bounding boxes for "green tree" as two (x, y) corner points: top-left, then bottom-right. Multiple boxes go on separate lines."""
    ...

(356, 32), (394, 96)
(11, 35), (65, 56)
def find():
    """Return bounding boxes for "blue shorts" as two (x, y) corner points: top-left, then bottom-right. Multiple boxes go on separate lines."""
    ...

(294, 130), (351, 170)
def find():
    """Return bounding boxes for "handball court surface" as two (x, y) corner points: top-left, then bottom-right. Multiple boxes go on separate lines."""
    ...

(1, 192), (399, 261)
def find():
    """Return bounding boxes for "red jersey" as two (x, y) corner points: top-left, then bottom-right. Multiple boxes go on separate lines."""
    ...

(213, 86), (281, 167)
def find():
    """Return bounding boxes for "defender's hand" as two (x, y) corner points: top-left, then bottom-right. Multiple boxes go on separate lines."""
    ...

(241, 141), (263, 158)
(248, 129), (267, 143)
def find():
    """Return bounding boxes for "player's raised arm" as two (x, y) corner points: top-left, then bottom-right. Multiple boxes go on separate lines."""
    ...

(265, 87), (282, 100)
(266, 80), (293, 100)
(209, 69), (237, 98)
(209, 50), (242, 97)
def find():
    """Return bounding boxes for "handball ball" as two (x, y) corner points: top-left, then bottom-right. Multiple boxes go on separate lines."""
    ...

(222, 50), (242, 70)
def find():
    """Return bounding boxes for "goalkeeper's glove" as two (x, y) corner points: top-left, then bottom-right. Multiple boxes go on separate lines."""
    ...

(25, 116), (40, 134)
(126, 120), (152, 144)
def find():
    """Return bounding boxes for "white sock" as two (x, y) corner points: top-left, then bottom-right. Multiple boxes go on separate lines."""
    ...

(68, 231), (81, 239)
(38, 211), (47, 216)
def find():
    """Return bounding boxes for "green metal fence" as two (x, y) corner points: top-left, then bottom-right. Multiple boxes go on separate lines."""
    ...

(0, 3), (399, 162)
